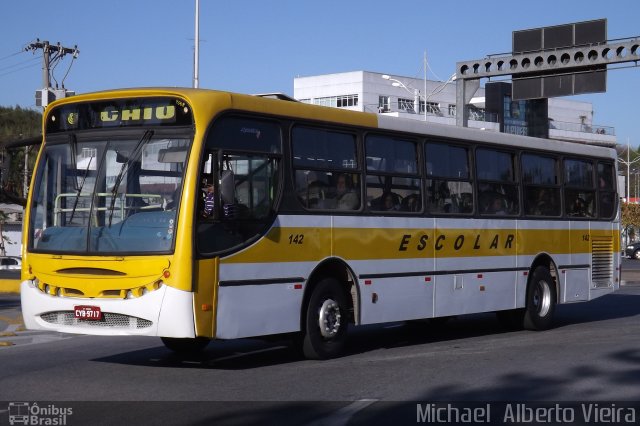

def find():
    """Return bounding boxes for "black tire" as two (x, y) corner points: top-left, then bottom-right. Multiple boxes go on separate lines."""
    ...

(496, 308), (525, 330)
(302, 277), (349, 360)
(634, 250), (640, 260)
(161, 337), (210, 354)
(523, 266), (557, 331)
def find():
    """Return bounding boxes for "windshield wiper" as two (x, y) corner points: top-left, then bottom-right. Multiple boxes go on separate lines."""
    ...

(69, 135), (79, 190)
(107, 130), (154, 227)
(67, 135), (94, 225)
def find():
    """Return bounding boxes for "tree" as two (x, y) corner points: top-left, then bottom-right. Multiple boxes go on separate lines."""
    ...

(0, 211), (15, 257)
(0, 105), (41, 141)
(0, 106), (41, 205)
(621, 202), (640, 244)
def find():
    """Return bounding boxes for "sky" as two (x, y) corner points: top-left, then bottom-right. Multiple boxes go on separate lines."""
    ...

(1, 0), (639, 147)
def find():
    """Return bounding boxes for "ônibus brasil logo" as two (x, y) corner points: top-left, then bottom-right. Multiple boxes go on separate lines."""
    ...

(7, 402), (72, 425)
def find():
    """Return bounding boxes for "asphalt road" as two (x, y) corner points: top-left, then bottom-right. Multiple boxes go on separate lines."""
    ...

(1, 262), (639, 425)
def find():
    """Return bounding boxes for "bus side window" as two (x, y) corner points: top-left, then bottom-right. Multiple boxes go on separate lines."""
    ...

(563, 158), (595, 219)
(365, 135), (420, 214)
(425, 142), (473, 215)
(292, 126), (359, 211)
(522, 153), (560, 217)
(477, 149), (519, 216)
(597, 162), (616, 219)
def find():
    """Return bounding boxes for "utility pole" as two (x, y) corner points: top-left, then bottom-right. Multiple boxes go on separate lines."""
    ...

(23, 39), (79, 197)
(25, 39), (79, 108)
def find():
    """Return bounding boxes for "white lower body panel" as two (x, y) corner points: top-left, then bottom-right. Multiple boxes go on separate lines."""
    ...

(20, 280), (195, 338)
(216, 282), (303, 339)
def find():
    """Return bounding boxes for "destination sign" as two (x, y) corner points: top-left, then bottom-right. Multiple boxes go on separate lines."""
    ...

(46, 97), (193, 133)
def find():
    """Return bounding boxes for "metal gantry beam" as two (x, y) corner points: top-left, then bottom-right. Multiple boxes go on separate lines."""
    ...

(457, 37), (639, 80)
(455, 37), (640, 126)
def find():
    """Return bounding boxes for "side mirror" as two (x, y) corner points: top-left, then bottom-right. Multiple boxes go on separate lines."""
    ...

(158, 147), (187, 163)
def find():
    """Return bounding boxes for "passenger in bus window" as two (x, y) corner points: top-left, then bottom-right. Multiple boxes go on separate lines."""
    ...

(381, 192), (400, 211)
(485, 195), (507, 215)
(302, 170), (328, 208)
(534, 189), (553, 216)
(569, 197), (587, 217)
(597, 177), (604, 191)
(334, 173), (359, 210)
(202, 184), (216, 217)
(584, 196), (595, 217)
(402, 193), (420, 212)
(479, 191), (502, 214)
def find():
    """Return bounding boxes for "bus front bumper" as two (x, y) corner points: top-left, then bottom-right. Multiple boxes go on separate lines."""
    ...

(20, 280), (196, 338)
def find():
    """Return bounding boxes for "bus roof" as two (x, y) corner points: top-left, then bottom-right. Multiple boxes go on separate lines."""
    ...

(377, 115), (617, 160)
(47, 87), (616, 160)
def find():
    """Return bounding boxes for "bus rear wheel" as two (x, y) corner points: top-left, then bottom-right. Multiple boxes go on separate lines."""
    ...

(161, 337), (210, 354)
(523, 266), (556, 331)
(302, 277), (349, 360)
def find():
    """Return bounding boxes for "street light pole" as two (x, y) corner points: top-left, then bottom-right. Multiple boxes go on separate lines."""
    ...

(424, 50), (427, 121)
(619, 138), (640, 203)
(193, 0), (200, 88)
(381, 75), (423, 117)
(382, 72), (457, 121)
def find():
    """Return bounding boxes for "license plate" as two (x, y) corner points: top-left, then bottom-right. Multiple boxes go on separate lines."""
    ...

(74, 305), (102, 320)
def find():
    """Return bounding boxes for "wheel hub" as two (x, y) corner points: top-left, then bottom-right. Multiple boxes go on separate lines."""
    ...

(534, 280), (551, 317)
(318, 298), (341, 338)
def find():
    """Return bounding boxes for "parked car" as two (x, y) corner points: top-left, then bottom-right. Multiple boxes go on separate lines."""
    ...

(625, 242), (640, 259)
(0, 256), (21, 270)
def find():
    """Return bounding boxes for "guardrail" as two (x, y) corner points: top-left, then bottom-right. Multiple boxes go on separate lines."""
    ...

(365, 104), (614, 136)
(54, 193), (163, 226)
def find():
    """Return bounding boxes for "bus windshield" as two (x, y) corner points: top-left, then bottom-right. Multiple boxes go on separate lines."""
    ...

(29, 130), (192, 254)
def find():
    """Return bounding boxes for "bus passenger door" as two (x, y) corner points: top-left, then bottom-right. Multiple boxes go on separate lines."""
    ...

(193, 257), (219, 338)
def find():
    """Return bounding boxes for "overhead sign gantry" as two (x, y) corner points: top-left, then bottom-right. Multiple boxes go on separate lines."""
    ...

(455, 19), (640, 127)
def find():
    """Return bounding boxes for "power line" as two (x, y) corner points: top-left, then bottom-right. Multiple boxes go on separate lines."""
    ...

(0, 56), (40, 73)
(0, 61), (41, 78)
(0, 50), (25, 62)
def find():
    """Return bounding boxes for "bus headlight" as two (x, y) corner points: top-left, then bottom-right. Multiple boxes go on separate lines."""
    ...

(124, 281), (162, 299)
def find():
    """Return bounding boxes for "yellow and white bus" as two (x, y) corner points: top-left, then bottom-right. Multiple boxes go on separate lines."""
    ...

(21, 88), (620, 359)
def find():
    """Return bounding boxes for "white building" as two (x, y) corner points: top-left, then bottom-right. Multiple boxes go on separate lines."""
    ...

(294, 70), (616, 146)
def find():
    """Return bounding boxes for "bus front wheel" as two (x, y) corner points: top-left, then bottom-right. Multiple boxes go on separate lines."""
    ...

(161, 337), (210, 354)
(523, 266), (557, 331)
(302, 277), (349, 360)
